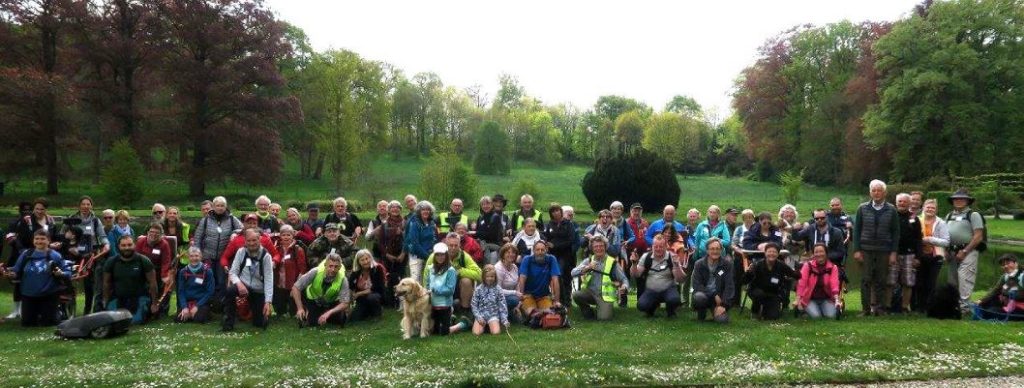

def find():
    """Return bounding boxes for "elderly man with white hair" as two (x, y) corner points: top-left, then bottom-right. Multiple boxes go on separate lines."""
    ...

(852, 179), (901, 316)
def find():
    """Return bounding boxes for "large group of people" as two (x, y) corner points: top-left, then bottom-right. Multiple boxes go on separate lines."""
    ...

(0, 179), (1017, 335)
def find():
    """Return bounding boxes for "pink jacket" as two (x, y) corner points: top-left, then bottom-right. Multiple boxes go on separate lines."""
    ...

(796, 260), (840, 307)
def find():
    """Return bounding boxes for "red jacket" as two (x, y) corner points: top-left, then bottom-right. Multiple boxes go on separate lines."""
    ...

(274, 241), (307, 290)
(219, 233), (280, 268)
(461, 235), (484, 264)
(293, 223), (316, 245)
(796, 259), (840, 307)
(136, 236), (173, 280)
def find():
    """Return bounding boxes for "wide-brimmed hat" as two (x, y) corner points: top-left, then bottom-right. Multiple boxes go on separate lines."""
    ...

(948, 188), (975, 206)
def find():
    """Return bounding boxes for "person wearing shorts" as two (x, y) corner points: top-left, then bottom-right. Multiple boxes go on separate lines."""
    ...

(888, 193), (922, 313)
(517, 240), (561, 317)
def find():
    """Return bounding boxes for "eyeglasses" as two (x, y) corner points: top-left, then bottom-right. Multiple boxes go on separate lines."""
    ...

(814, 217), (826, 220)
(153, 211), (165, 215)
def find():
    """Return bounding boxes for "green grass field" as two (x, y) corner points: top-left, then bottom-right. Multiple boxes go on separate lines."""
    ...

(2, 159), (1023, 386)
(1, 244), (1022, 386)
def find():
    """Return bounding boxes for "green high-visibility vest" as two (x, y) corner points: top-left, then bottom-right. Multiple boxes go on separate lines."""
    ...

(514, 209), (542, 231)
(439, 212), (468, 233)
(581, 256), (617, 302)
(305, 261), (346, 303)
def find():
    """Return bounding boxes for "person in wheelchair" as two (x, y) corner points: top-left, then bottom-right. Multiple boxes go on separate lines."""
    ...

(796, 243), (843, 319)
(742, 242), (799, 320)
(973, 254), (1024, 321)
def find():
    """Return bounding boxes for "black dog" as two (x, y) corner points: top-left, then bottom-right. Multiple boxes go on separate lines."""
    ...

(926, 284), (962, 320)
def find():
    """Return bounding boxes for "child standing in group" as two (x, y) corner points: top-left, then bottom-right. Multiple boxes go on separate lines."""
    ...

(428, 243), (470, 334)
(471, 264), (510, 335)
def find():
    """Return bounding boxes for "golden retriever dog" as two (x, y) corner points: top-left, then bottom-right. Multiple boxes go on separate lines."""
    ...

(395, 278), (432, 339)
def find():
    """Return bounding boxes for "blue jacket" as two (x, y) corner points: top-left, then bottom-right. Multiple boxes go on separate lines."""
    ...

(693, 220), (732, 259)
(645, 219), (685, 246)
(404, 218), (437, 259)
(614, 218), (635, 247)
(13, 249), (70, 297)
(177, 264), (215, 308)
(428, 266), (458, 307)
(741, 223), (783, 251)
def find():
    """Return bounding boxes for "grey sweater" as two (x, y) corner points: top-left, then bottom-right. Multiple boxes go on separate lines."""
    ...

(228, 247), (274, 300)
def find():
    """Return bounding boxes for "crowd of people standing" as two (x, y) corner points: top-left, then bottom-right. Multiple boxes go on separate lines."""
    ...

(1, 179), (1019, 334)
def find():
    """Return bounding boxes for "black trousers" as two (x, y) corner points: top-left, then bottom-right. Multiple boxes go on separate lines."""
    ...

(300, 295), (346, 327)
(383, 257), (405, 307)
(748, 287), (783, 320)
(272, 288), (298, 316)
(351, 293), (383, 321)
(174, 302), (212, 323)
(223, 287), (268, 329)
(912, 254), (943, 312)
(431, 306), (452, 335)
(554, 250), (575, 307)
(21, 293), (60, 327)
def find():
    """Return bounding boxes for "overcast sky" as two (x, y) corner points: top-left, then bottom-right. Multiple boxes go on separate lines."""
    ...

(266, 0), (921, 119)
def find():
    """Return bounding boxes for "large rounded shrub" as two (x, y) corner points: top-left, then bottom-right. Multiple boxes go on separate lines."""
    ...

(581, 149), (680, 213)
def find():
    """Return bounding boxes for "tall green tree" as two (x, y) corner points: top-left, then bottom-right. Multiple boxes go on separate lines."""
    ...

(865, 0), (1024, 181)
(473, 120), (511, 175)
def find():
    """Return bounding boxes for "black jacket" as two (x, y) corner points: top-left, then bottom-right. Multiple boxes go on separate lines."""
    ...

(794, 224), (846, 263)
(742, 259), (800, 295)
(691, 257), (735, 307)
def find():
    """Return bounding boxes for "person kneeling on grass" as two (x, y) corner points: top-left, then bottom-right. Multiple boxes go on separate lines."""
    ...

(631, 234), (686, 318)
(691, 238), (733, 323)
(175, 247), (214, 324)
(348, 249), (386, 321)
(974, 254), (1024, 321)
(427, 243), (471, 335)
(743, 242), (799, 320)
(104, 235), (159, 324)
(222, 229), (274, 332)
(796, 243), (842, 319)
(571, 235), (629, 321)
(516, 240), (561, 320)
(471, 264), (510, 335)
(292, 253), (351, 328)
(422, 233), (482, 314)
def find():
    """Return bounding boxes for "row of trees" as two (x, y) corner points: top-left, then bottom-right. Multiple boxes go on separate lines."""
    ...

(734, 0), (1024, 186)
(0, 0), (299, 197)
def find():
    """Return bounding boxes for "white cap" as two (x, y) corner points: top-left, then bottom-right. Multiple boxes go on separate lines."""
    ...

(433, 242), (448, 254)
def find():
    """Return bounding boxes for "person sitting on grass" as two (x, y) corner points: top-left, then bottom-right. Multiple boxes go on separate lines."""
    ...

(348, 249), (386, 321)
(691, 238), (733, 323)
(175, 247), (214, 324)
(471, 264), (510, 335)
(631, 234), (686, 318)
(974, 254), (1024, 321)
(572, 235), (629, 321)
(796, 243), (842, 319)
(292, 253), (351, 328)
(426, 243), (471, 335)
(517, 240), (561, 319)
(495, 243), (522, 322)
(743, 242), (799, 320)
(104, 235), (159, 324)
(4, 229), (70, 327)
(222, 229), (274, 332)
(422, 233), (482, 314)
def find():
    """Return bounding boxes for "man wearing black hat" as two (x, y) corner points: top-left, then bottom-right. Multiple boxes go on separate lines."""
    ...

(303, 203), (323, 236)
(945, 188), (987, 313)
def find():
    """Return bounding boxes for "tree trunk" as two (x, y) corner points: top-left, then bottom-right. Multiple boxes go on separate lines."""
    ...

(43, 95), (59, 195)
(189, 95), (209, 198)
(313, 152), (324, 180)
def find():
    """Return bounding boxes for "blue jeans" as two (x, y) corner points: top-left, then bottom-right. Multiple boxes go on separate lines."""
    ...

(637, 287), (681, 316)
(108, 295), (151, 324)
(806, 299), (837, 319)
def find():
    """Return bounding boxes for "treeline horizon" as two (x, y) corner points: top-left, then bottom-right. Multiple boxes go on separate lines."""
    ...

(2, 0), (1022, 198)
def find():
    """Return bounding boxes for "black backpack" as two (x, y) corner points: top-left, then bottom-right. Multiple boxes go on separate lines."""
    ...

(639, 252), (675, 279)
(945, 210), (988, 252)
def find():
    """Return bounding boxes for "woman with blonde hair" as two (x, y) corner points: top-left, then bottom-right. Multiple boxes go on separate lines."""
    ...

(348, 249), (386, 321)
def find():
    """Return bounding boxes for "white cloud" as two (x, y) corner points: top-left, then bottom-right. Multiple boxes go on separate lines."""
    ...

(267, 0), (918, 118)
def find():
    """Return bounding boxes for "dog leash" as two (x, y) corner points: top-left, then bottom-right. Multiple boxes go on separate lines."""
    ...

(506, 328), (520, 349)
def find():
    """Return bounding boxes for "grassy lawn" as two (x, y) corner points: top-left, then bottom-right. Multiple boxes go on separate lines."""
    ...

(1, 245), (1022, 386)
(1, 157), (865, 218)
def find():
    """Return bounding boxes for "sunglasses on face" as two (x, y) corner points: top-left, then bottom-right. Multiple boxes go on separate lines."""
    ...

(153, 211), (165, 215)
(814, 217), (826, 221)
(103, 216), (113, 220)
